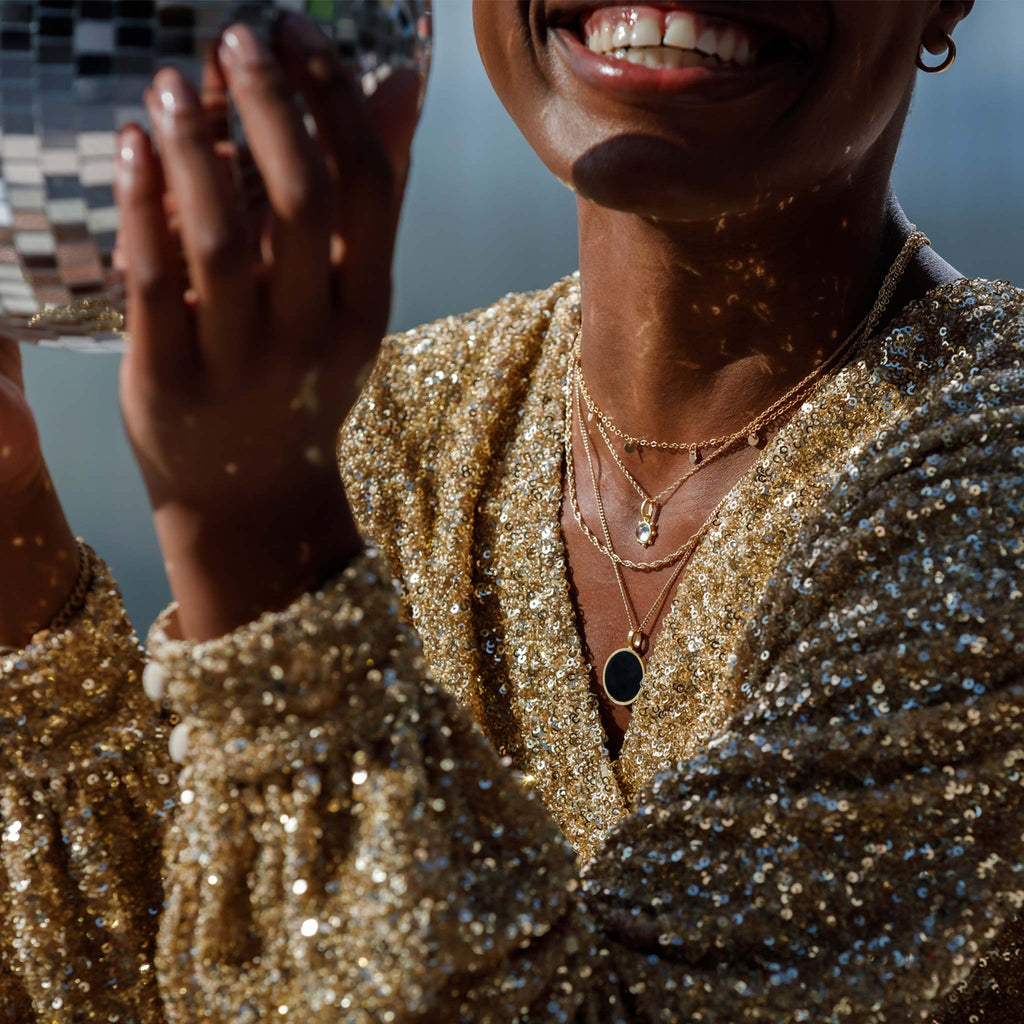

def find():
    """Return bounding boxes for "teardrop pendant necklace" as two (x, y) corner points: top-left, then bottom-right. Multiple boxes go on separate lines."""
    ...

(577, 365), (722, 547)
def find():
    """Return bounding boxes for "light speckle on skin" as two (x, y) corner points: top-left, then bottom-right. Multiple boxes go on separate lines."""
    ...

(11, 536), (24, 548)
(303, 446), (324, 466)
(0, 445), (10, 458)
(225, 463), (238, 475)
(289, 369), (321, 415)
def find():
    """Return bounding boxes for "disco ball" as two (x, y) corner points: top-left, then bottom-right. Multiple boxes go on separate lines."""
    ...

(0, 0), (431, 352)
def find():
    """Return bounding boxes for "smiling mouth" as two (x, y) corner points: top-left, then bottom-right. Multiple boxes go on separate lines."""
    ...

(574, 5), (796, 71)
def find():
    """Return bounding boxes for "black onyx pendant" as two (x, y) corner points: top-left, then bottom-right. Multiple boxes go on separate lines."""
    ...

(603, 648), (645, 706)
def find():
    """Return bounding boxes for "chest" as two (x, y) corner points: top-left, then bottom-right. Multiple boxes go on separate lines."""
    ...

(559, 437), (767, 759)
(371, 341), (906, 861)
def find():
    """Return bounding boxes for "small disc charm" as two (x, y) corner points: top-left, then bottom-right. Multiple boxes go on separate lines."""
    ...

(689, 448), (700, 464)
(603, 648), (645, 706)
(747, 432), (760, 447)
(624, 442), (636, 454)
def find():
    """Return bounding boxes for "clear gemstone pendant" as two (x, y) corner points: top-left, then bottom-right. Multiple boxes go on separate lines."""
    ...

(636, 519), (656, 546)
(636, 498), (657, 547)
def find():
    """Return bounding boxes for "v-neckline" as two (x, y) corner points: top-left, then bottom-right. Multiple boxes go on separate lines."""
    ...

(541, 290), (768, 775)
(476, 276), (962, 854)
(535, 282), (907, 786)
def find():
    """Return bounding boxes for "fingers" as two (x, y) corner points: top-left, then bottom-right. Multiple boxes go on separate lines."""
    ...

(114, 124), (194, 385)
(201, 45), (262, 248)
(144, 67), (257, 385)
(217, 23), (331, 344)
(363, 67), (424, 201)
(275, 12), (418, 313)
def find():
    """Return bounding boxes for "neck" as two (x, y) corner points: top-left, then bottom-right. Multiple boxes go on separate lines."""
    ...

(576, 180), (923, 444)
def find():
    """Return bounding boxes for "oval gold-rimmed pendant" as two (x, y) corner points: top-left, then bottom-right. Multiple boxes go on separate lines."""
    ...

(602, 648), (645, 706)
(636, 497), (658, 548)
(635, 519), (656, 547)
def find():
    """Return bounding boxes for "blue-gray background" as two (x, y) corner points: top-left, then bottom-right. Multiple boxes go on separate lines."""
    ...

(22, 0), (1024, 630)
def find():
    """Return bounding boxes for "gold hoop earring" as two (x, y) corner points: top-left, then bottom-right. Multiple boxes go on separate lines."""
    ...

(916, 31), (956, 73)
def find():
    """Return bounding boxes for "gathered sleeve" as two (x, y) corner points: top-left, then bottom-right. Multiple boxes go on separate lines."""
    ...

(0, 551), (173, 1023)
(150, 338), (1024, 1022)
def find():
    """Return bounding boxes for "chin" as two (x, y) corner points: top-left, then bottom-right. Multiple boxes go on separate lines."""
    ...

(476, 1), (919, 226)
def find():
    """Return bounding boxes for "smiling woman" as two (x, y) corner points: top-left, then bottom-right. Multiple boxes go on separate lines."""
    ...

(1, 2), (1024, 1023)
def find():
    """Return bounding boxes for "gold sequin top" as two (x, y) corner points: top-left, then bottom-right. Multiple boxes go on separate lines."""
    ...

(1, 275), (1023, 1022)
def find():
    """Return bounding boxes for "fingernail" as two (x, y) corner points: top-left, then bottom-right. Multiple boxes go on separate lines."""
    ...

(116, 125), (142, 181)
(279, 11), (332, 53)
(220, 22), (264, 65)
(119, 130), (137, 165)
(153, 67), (196, 115)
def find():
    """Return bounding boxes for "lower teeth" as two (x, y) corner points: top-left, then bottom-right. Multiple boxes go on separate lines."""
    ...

(606, 46), (729, 70)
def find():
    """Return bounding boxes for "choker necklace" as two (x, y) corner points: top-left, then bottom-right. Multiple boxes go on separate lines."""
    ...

(566, 230), (929, 704)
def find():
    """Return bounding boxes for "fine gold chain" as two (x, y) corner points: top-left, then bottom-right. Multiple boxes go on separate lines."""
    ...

(564, 230), (929, 570)
(574, 378), (711, 653)
(584, 369), (706, 505)
(566, 373), (735, 570)
(572, 230), (929, 454)
(586, 376), (721, 549)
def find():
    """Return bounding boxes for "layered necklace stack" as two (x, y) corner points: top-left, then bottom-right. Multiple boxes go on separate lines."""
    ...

(566, 231), (928, 708)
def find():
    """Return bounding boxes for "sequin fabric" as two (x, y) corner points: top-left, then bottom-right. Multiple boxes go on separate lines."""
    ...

(341, 274), (1024, 1021)
(0, 548), (172, 1022)
(0, 275), (1022, 1021)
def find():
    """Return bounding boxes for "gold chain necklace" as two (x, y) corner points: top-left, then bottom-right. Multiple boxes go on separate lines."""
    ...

(573, 377), (729, 705)
(572, 229), (928, 455)
(582, 368), (735, 547)
(567, 230), (929, 566)
(566, 230), (929, 704)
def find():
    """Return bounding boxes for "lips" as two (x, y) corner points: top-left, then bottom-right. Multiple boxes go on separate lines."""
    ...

(546, 2), (810, 101)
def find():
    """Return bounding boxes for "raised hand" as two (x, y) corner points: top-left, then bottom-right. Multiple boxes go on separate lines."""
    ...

(114, 13), (421, 640)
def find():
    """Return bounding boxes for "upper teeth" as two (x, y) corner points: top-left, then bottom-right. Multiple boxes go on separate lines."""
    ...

(584, 9), (755, 67)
